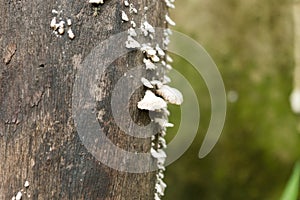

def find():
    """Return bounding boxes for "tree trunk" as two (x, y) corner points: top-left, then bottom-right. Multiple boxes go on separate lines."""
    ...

(0, 0), (167, 199)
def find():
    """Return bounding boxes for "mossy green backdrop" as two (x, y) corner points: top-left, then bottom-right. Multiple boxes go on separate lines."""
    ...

(164, 0), (300, 199)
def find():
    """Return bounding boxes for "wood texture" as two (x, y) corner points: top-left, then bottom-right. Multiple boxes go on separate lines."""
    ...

(0, 0), (167, 199)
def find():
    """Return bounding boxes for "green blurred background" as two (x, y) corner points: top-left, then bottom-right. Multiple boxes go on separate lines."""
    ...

(164, 0), (300, 199)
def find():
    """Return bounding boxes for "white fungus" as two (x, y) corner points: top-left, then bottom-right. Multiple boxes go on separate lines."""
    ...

(165, 0), (175, 9)
(143, 58), (157, 70)
(24, 180), (30, 188)
(156, 44), (165, 57)
(156, 85), (183, 105)
(150, 80), (163, 89)
(130, 20), (136, 28)
(141, 77), (154, 88)
(52, 9), (59, 14)
(67, 29), (75, 39)
(121, 11), (129, 22)
(129, 3), (138, 14)
(137, 90), (167, 111)
(141, 21), (155, 36)
(124, 0), (129, 6)
(166, 55), (173, 63)
(290, 89), (300, 114)
(125, 36), (141, 49)
(165, 15), (176, 26)
(15, 192), (22, 200)
(66, 18), (72, 26)
(128, 28), (137, 37)
(50, 17), (57, 29)
(89, 0), (104, 4)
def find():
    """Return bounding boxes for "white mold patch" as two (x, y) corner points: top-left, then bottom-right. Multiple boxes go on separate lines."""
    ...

(137, 90), (167, 111)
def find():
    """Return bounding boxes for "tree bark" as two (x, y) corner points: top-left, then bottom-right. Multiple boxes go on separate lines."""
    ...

(0, 0), (167, 199)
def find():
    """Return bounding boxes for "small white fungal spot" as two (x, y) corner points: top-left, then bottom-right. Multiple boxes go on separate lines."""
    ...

(15, 192), (22, 200)
(58, 26), (64, 35)
(141, 77), (154, 88)
(121, 11), (129, 22)
(143, 58), (157, 70)
(137, 90), (167, 111)
(141, 21), (155, 36)
(89, 0), (104, 4)
(165, 15), (176, 26)
(150, 80), (163, 89)
(50, 17), (57, 29)
(67, 28), (75, 39)
(151, 148), (167, 159)
(156, 85), (183, 105)
(130, 20), (136, 28)
(66, 18), (72, 26)
(24, 180), (30, 188)
(290, 89), (300, 114)
(165, 64), (172, 70)
(128, 27), (137, 37)
(52, 9), (59, 14)
(166, 55), (173, 63)
(165, 0), (175, 9)
(163, 75), (171, 84)
(155, 44), (165, 57)
(125, 36), (141, 49)
(11, 196), (16, 200)
(124, 0), (129, 6)
(151, 55), (160, 62)
(129, 3), (138, 14)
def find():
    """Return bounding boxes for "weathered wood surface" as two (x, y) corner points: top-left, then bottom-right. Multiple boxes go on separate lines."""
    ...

(0, 0), (166, 199)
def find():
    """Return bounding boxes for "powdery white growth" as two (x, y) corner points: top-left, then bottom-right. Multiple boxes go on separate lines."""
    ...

(156, 85), (183, 105)
(290, 89), (300, 114)
(154, 193), (160, 200)
(128, 28), (137, 37)
(141, 77), (154, 88)
(165, 15), (176, 26)
(125, 36), (141, 49)
(89, 0), (104, 4)
(121, 11), (129, 22)
(137, 90), (167, 111)
(15, 192), (22, 200)
(155, 118), (174, 128)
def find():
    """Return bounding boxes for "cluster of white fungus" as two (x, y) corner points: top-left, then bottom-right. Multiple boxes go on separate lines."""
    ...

(50, 9), (75, 39)
(121, 1), (180, 199)
(11, 180), (30, 200)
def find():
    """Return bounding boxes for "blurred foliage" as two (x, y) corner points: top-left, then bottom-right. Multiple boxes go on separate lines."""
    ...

(280, 161), (300, 200)
(165, 0), (300, 199)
